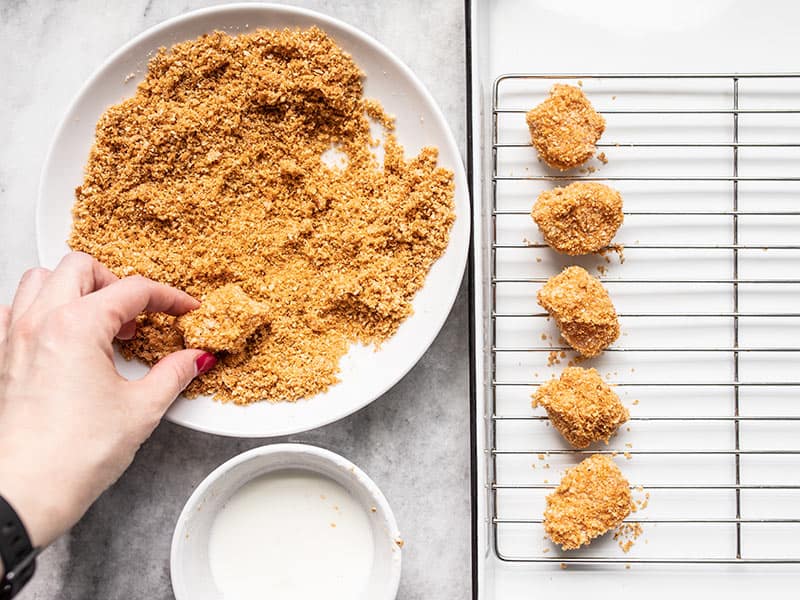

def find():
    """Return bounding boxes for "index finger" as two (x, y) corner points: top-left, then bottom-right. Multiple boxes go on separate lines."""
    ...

(81, 275), (200, 337)
(31, 252), (119, 316)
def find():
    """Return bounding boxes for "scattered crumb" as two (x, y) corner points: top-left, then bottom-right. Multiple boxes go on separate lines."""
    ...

(124, 72), (136, 83)
(330, 523), (337, 528)
(547, 350), (563, 366)
(624, 451), (632, 460)
(541, 333), (548, 340)
(542, 548), (550, 553)
(625, 564), (631, 570)
(597, 265), (607, 276)
(624, 442), (632, 448)
(632, 399), (640, 406)
(525, 84), (605, 170)
(395, 538), (405, 548)
(599, 243), (626, 264)
(561, 563), (568, 569)
(567, 354), (587, 367)
(536, 256), (543, 263)
(597, 152), (608, 164)
(538, 453), (546, 460)
(370, 506), (377, 513)
(611, 95), (617, 100)
(614, 522), (643, 553)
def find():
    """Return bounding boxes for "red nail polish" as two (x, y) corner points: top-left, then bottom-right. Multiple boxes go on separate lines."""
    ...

(196, 352), (218, 375)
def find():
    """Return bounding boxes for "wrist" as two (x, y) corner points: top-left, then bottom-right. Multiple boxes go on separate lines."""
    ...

(0, 459), (62, 549)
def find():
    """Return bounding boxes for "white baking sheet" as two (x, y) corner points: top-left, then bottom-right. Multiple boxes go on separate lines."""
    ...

(470, 1), (800, 597)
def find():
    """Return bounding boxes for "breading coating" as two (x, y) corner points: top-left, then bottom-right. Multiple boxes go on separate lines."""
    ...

(525, 84), (605, 170)
(544, 454), (633, 550)
(176, 284), (270, 354)
(532, 182), (623, 255)
(69, 27), (455, 404)
(532, 367), (629, 448)
(537, 266), (619, 357)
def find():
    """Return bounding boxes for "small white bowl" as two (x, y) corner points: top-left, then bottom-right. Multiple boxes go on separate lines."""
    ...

(170, 444), (402, 599)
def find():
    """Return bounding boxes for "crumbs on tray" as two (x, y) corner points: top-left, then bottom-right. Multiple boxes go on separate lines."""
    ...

(70, 27), (456, 404)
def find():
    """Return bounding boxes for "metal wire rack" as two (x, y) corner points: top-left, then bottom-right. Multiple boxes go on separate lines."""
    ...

(488, 74), (800, 564)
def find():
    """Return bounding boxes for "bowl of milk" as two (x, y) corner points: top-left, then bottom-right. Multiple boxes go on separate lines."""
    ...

(170, 444), (402, 600)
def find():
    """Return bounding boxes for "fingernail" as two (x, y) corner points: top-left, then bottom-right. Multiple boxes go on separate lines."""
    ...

(195, 352), (218, 375)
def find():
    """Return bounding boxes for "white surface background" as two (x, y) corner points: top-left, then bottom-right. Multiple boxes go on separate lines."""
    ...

(474, 0), (800, 597)
(0, 1), (470, 598)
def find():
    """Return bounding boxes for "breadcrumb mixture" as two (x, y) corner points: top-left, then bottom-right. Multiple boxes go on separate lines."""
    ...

(532, 182), (623, 255)
(525, 84), (605, 170)
(544, 454), (633, 550)
(532, 367), (629, 448)
(537, 266), (620, 357)
(69, 27), (455, 404)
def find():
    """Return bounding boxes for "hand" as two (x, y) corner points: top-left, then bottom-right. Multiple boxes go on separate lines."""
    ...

(0, 252), (216, 548)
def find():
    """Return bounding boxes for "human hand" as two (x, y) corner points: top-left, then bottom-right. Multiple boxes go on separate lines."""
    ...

(0, 252), (217, 548)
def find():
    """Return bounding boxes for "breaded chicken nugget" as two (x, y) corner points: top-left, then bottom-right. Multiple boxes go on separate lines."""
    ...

(533, 367), (629, 448)
(177, 283), (270, 354)
(537, 266), (619, 357)
(532, 182), (623, 255)
(544, 454), (632, 550)
(525, 84), (605, 170)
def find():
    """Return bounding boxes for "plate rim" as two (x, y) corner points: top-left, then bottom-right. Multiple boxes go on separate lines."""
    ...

(35, 2), (470, 437)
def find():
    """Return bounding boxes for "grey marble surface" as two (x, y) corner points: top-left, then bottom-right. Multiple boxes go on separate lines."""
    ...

(0, 1), (470, 598)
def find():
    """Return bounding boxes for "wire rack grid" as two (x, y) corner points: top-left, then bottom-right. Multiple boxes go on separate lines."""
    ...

(488, 73), (800, 565)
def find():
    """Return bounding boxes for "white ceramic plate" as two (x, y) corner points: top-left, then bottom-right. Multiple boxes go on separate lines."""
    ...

(170, 444), (401, 600)
(36, 3), (469, 437)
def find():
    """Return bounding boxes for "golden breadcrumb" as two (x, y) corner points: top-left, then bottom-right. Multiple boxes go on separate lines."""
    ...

(544, 454), (633, 550)
(532, 182), (623, 255)
(525, 84), (605, 170)
(176, 284), (270, 354)
(614, 522), (643, 553)
(537, 266), (620, 357)
(532, 367), (629, 448)
(69, 27), (455, 404)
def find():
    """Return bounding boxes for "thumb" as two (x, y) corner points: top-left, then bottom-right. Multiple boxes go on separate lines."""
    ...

(139, 349), (217, 412)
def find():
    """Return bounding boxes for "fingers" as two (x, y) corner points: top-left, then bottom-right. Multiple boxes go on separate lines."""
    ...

(137, 350), (217, 414)
(0, 305), (10, 344)
(84, 275), (199, 337)
(32, 252), (118, 315)
(10, 267), (51, 323)
(116, 320), (138, 340)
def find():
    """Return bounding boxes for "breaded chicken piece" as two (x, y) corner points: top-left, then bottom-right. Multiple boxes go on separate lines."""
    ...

(177, 284), (270, 354)
(532, 182), (623, 255)
(533, 367), (629, 448)
(544, 454), (632, 550)
(525, 84), (605, 170)
(537, 266), (619, 357)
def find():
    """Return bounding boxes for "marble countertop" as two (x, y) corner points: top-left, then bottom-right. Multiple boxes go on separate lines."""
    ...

(0, 1), (470, 598)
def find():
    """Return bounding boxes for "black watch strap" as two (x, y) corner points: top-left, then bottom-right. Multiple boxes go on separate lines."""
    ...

(0, 494), (37, 600)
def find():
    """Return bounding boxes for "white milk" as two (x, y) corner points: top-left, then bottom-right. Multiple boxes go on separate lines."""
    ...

(208, 469), (374, 600)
